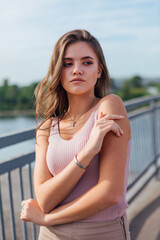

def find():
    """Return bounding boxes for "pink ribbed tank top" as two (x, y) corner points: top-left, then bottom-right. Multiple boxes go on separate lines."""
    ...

(47, 103), (131, 222)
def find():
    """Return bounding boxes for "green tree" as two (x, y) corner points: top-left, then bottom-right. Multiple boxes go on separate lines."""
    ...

(116, 77), (149, 101)
(0, 79), (16, 110)
(0, 79), (38, 111)
(130, 75), (143, 88)
(18, 82), (38, 109)
(118, 80), (132, 100)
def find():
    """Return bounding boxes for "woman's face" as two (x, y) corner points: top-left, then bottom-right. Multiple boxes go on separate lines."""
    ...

(61, 41), (102, 97)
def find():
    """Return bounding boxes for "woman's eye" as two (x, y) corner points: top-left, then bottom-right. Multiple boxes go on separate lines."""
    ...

(84, 61), (93, 65)
(63, 62), (72, 67)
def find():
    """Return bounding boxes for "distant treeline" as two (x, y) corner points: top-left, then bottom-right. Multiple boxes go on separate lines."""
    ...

(0, 76), (160, 111)
(112, 75), (160, 101)
(0, 79), (38, 111)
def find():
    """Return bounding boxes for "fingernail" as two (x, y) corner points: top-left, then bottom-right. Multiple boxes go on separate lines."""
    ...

(120, 115), (125, 118)
(121, 130), (124, 134)
(99, 112), (103, 118)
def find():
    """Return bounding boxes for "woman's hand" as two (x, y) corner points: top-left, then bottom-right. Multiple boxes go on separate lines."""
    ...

(85, 112), (125, 156)
(20, 199), (47, 226)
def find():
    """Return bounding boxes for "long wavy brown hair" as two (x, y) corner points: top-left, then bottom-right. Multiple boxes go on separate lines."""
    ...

(35, 29), (110, 131)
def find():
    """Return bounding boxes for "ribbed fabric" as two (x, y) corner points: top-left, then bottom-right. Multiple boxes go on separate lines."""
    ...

(46, 103), (131, 222)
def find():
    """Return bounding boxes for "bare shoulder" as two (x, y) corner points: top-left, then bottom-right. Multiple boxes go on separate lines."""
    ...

(98, 94), (131, 139)
(36, 118), (52, 143)
(98, 94), (127, 115)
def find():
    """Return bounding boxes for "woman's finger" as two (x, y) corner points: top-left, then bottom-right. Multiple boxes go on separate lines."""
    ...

(98, 112), (104, 119)
(21, 199), (34, 206)
(102, 114), (125, 120)
(119, 127), (124, 135)
(102, 121), (124, 137)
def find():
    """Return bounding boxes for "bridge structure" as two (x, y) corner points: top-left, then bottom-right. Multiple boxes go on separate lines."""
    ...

(0, 95), (160, 240)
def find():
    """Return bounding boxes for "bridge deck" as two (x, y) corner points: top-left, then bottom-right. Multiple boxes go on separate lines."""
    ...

(127, 176), (160, 240)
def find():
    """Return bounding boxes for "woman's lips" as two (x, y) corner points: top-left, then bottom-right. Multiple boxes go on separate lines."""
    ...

(70, 78), (85, 83)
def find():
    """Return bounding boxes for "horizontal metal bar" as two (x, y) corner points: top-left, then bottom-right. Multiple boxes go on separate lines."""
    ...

(124, 95), (160, 111)
(0, 151), (35, 175)
(0, 128), (35, 149)
(129, 107), (160, 121)
(128, 106), (153, 119)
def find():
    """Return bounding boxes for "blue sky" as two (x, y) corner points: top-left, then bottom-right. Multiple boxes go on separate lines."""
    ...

(0, 0), (160, 86)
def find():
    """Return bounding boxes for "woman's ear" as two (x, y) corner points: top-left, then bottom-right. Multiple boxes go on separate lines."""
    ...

(97, 64), (102, 78)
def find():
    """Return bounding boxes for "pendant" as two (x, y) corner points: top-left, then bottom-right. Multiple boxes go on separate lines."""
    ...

(72, 121), (76, 127)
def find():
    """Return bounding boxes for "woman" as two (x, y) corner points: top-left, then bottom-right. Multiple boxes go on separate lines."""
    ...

(20, 29), (131, 240)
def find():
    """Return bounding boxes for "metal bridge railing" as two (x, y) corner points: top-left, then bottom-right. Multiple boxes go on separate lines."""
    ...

(126, 96), (160, 203)
(0, 95), (160, 240)
(0, 129), (37, 240)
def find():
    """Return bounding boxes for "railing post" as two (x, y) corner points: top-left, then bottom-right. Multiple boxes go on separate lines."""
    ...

(19, 167), (28, 240)
(150, 99), (158, 179)
(8, 172), (16, 240)
(0, 178), (6, 240)
(29, 163), (37, 240)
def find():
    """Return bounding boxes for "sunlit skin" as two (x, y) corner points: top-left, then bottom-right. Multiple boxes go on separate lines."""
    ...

(61, 41), (102, 98)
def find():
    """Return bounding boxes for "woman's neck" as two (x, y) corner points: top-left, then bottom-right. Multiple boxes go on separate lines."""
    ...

(67, 94), (99, 119)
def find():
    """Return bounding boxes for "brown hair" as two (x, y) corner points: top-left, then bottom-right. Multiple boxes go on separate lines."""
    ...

(35, 29), (110, 130)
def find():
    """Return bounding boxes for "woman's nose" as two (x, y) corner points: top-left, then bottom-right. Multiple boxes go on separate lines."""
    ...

(72, 64), (83, 75)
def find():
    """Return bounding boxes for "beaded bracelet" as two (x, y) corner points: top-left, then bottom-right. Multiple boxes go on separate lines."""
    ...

(74, 155), (88, 169)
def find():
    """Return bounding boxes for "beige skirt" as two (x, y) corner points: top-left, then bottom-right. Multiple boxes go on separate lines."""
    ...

(38, 214), (130, 240)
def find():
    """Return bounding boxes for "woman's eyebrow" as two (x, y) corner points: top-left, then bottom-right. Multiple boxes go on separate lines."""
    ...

(81, 56), (94, 60)
(63, 57), (73, 61)
(63, 56), (94, 61)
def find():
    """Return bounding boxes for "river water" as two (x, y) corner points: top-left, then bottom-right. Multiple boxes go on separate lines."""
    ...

(0, 116), (36, 135)
(0, 116), (36, 163)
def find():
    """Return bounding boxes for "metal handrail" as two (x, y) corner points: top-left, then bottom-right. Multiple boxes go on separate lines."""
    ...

(0, 128), (35, 149)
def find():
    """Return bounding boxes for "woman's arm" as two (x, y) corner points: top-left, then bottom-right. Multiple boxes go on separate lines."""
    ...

(34, 119), (95, 213)
(34, 105), (124, 213)
(21, 94), (131, 225)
